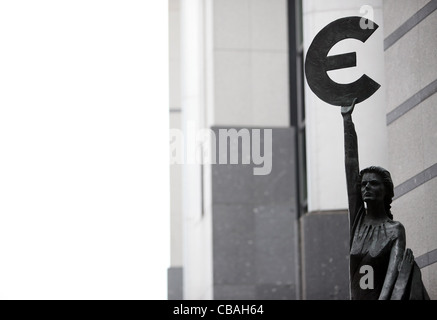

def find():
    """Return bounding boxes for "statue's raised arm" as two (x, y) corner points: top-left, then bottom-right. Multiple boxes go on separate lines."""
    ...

(341, 98), (362, 233)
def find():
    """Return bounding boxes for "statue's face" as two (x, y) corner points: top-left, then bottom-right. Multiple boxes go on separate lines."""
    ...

(361, 172), (386, 203)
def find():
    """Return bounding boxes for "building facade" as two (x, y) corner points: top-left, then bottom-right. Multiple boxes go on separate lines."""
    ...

(168, 0), (437, 300)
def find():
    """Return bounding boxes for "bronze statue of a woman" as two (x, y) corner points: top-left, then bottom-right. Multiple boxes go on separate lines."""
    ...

(342, 98), (429, 300)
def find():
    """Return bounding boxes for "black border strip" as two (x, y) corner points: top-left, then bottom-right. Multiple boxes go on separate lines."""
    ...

(387, 79), (437, 125)
(416, 248), (437, 269)
(393, 163), (437, 200)
(384, 0), (437, 51)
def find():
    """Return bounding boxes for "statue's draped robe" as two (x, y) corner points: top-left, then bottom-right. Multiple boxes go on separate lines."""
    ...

(349, 205), (429, 300)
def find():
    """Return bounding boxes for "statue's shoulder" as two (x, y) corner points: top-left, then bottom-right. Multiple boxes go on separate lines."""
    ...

(386, 219), (406, 238)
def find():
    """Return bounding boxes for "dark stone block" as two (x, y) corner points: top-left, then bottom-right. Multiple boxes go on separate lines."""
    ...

(213, 204), (255, 285)
(212, 163), (254, 205)
(211, 127), (296, 206)
(255, 235), (297, 285)
(214, 285), (256, 300)
(252, 128), (296, 205)
(254, 203), (297, 240)
(302, 212), (350, 300)
(254, 204), (298, 285)
(211, 127), (299, 299)
(213, 203), (255, 237)
(168, 267), (183, 300)
(256, 284), (297, 300)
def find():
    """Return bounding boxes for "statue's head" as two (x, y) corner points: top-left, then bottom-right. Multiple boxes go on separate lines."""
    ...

(359, 166), (394, 220)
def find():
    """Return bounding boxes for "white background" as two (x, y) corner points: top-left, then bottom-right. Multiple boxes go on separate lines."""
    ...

(0, 1), (169, 299)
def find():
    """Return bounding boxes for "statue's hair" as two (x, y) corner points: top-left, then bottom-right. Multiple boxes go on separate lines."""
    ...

(359, 166), (394, 220)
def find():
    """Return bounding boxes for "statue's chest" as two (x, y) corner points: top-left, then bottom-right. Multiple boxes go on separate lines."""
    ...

(350, 223), (396, 258)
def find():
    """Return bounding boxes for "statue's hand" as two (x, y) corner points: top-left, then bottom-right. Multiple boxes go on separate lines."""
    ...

(341, 98), (358, 116)
(390, 248), (415, 300)
(398, 248), (414, 275)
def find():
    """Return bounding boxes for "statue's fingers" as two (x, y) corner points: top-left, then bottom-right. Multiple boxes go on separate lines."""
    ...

(408, 249), (414, 263)
(405, 248), (414, 264)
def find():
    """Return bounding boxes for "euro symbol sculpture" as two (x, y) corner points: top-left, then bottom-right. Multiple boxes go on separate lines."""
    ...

(305, 16), (380, 106)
